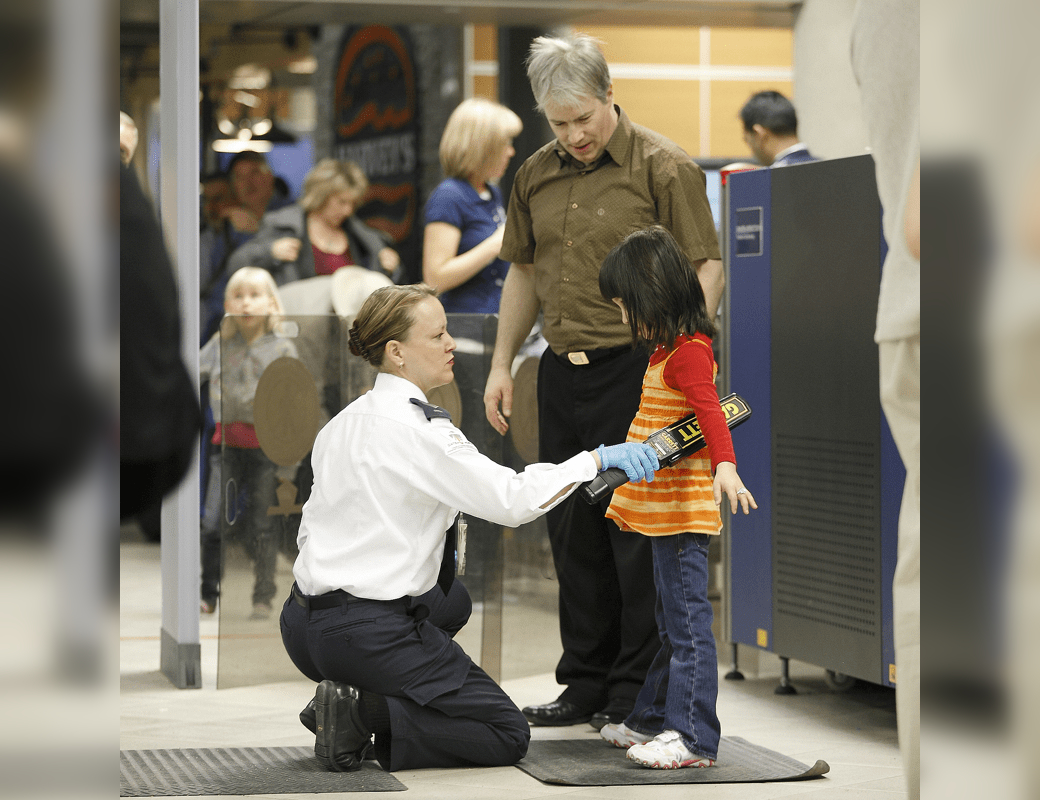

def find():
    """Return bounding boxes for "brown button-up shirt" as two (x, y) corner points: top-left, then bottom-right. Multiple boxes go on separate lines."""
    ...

(500, 106), (721, 355)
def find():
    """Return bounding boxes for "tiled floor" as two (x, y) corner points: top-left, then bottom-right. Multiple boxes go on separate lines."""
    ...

(121, 530), (906, 799)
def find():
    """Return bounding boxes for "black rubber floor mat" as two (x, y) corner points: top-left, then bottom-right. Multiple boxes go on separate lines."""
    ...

(120, 746), (405, 796)
(516, 736), (829, 785)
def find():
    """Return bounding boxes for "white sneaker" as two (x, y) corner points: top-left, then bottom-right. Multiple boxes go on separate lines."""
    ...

(600, 721), (653, 749)
(626, 730), (716, 769)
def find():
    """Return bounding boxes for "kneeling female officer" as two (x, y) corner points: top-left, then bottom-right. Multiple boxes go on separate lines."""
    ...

(280, 283), (658, 772)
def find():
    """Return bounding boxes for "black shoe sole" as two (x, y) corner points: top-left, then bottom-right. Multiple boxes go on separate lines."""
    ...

(313, 681), (340, 770)
(314, 681), (364, 772)
(522, 711), (594, 727)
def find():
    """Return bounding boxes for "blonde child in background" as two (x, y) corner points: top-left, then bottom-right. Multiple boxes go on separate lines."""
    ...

(200, 267), (298, 618)
(596, 226), (757, 769)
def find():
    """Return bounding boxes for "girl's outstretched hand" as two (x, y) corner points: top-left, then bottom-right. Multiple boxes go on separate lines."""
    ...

(713, 462), (758, 515)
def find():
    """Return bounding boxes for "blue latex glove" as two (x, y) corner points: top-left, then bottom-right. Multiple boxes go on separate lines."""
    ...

(597, 443), (660, 483)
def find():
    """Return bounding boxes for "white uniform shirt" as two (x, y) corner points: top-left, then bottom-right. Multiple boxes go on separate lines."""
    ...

(293, 372), (598, 600)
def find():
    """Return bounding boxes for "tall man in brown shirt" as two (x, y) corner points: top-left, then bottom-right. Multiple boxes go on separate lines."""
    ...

(484, 34), (723, 729)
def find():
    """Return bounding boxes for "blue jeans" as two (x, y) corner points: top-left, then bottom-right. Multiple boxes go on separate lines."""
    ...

(626, 532), (720, 760)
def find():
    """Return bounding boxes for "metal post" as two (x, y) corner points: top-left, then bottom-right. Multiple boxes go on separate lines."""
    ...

(48, 0), (106, 685)
(725, 642), (744, 681)
(495, 26), (551, 204)
(775, 656), (797, 695)
(719, 173), (737, 678)
(159, 0), (202, 689)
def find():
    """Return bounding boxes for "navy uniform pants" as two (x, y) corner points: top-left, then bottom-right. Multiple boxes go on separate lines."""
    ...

(280, 579), (530, 771)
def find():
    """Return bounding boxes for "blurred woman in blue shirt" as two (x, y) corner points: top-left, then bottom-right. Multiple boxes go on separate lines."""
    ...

(422, 98), (522, 313)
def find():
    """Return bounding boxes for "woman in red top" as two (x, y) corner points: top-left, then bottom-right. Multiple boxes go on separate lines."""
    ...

(227, 159), (401, 284)
(595, 225), (757, 770)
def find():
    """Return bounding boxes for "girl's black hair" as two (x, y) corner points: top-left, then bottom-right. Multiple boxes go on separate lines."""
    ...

(599, 225), (716, 348)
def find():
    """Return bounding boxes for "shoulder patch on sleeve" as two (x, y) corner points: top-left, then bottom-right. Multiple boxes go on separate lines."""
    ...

(438, 429), (478, 456)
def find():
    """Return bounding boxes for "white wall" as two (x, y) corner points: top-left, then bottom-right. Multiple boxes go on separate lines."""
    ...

(793, 0), (870, 161)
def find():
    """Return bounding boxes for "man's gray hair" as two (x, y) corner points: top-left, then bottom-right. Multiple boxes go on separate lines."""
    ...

(526, 33), (611, 112)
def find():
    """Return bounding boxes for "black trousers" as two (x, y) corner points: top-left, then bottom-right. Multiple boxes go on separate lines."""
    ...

(537, 347), (660, 709)
(280, 579), (529, 771)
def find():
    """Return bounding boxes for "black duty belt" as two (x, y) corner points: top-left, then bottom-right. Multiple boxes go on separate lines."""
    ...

(292, 583), (359, 610)
(291, 582), (408, 612)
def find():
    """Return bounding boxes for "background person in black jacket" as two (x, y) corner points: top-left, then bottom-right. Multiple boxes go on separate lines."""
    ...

(120, 163), (200, 521)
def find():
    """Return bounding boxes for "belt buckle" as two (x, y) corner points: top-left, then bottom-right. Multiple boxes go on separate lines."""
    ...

(567, 351), (590, 365)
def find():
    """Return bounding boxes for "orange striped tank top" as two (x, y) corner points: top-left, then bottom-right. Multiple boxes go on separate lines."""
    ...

(605, 339), (722, 537)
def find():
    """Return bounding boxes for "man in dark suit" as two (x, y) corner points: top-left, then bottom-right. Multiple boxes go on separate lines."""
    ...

(739, 90), (818, 167)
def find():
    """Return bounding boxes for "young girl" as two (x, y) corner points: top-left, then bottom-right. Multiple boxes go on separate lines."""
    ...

(596, 226), (757, 770)
(199, 267), (298, 618)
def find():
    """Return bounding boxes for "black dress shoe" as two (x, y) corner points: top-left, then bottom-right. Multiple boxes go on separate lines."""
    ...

(313, 681), (372, 771)
(522, 699), (595, 727)
(300, 696), (318, 733)
(302, 693), (378, 759)
(589, 698), (634, 731)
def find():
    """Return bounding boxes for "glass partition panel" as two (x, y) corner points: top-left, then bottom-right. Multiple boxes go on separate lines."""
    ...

(436, 314), (502, 676)
(212, 310), (559, 689)
(492, 330), (562, 683)
(446, 314), (561, 684)
(213, 314), (341, 688)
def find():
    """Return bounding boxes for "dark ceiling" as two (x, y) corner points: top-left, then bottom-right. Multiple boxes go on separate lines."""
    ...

(121, 0), (798, 30)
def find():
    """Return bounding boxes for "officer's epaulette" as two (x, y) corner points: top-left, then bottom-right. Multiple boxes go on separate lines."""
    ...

(409, 397), (452, 421)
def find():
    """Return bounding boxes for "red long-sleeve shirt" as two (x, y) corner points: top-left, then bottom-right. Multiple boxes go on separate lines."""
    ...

(654, 333), (735, 472)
